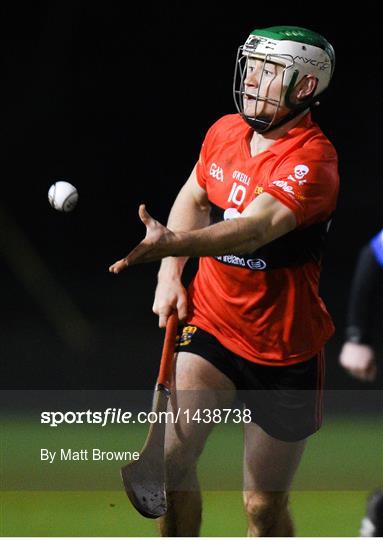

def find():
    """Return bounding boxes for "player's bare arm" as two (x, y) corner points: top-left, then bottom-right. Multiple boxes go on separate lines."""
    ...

(109, 192), (296, 272)
(152, 164), (211, 327)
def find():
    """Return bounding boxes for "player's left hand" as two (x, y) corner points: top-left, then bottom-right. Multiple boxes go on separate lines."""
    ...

(109, 204), (176, 273)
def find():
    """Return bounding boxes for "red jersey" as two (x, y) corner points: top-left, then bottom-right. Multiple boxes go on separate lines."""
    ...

(187, 113), (339, 366)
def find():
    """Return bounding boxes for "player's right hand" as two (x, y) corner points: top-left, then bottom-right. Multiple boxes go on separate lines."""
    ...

(152, 278), (188, 328)
(339, 342), (378, 382)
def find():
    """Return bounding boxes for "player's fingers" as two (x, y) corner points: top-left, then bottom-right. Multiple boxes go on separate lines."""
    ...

(158, 313), (168, 328)
(109, 258), (128, 274)
(138, 204), (154, 226)
(158, 307), (173, 328)
(152, 300), (162, 317)
(176, 298), (188, 322)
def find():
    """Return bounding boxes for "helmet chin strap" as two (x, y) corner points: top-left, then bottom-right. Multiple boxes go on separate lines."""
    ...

(242, 103), (310, 133)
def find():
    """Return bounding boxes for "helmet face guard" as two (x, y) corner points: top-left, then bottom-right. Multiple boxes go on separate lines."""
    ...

(233, 47), (298, 133)
(233, 27), (335, 133)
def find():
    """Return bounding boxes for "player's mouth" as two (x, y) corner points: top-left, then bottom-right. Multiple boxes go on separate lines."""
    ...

(244, 93), (268, 104)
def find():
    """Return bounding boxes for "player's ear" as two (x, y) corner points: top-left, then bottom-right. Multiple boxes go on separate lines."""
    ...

(292, 75), (318, 103)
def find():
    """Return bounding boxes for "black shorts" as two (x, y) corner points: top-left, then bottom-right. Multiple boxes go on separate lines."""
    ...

(176, 325), (325, 442)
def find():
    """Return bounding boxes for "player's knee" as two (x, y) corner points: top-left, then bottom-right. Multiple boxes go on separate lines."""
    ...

(243, 491), (288, 532)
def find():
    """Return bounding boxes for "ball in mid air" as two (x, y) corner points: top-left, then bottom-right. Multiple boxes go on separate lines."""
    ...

(48, 181), (78, 212)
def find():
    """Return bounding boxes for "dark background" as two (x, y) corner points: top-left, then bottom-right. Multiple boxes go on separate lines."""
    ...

(1, 1), (382, 396)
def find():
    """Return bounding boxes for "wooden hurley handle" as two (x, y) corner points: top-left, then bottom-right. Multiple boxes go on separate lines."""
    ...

(157, 312), (179, 390)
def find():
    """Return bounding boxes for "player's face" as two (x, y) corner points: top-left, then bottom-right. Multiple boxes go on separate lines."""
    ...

(243, 57), (285, 120)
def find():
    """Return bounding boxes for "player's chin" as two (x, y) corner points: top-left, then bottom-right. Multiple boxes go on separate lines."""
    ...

(243, 104), (272, 121)
(243, 102), (259, 118)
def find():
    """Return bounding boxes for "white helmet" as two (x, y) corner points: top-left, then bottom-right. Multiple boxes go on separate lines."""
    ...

(233, 26), (335, 132)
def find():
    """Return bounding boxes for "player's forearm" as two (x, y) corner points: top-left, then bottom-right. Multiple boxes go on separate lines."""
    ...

(158, 256), (188, 280)
(158, 185), (211, 280)
(109, 196), (295, 272)
(168, 216), (264, 257)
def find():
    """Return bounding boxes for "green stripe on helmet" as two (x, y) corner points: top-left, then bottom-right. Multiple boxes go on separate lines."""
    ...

(251, 25), (335, 72)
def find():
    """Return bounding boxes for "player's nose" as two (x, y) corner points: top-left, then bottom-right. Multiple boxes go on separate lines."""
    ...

(244, 71), (260, 88)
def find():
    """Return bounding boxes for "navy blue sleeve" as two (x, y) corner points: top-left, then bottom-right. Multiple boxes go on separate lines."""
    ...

(370, 230), (383, 267)
(345, 234), (383, 344)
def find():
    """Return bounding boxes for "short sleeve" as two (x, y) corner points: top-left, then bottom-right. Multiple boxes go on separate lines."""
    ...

(263, 152), (339, 227)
